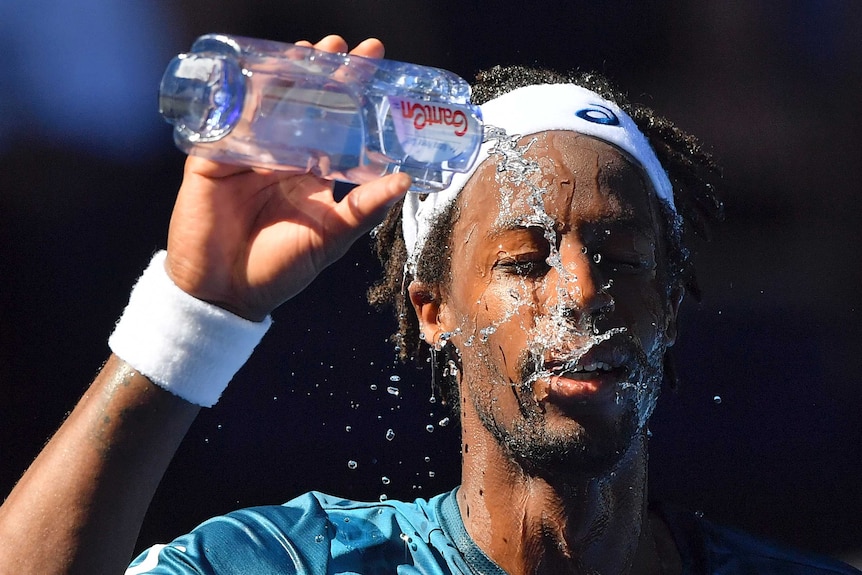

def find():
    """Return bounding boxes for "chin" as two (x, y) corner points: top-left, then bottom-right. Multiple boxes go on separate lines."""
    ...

(494, 408), (644, 478)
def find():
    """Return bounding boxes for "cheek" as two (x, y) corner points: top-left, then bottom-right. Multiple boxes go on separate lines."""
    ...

(448, 281), (537, 374)
(472, 284), (535, 345)
(613, 280), (670, 349)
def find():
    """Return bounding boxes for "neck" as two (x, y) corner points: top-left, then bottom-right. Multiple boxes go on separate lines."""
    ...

(458, 405), (660, 575)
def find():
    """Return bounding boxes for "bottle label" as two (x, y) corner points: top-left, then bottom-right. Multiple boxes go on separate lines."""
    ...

(387, 97), (477, 163)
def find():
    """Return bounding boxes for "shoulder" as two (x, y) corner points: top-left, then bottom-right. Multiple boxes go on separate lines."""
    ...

(127, 490), (457, 574)
(654, 503), (860, 575)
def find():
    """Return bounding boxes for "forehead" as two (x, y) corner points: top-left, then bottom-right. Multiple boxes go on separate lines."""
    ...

(456, 131), (656, 236)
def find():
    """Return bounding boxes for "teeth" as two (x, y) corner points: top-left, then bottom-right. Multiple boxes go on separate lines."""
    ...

(545, 360), (617, 375)
(573, 361), (612, 373)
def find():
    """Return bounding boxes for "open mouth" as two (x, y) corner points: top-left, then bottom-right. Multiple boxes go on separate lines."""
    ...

(533, 346), (630, 402)
(550, 360), (617, 377)
(543, 343), (628, 376)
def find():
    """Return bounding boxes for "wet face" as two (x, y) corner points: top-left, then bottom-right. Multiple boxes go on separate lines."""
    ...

(415, 131), (679, 475)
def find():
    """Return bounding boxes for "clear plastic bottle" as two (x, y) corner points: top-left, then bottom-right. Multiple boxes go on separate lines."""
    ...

(159, 34), (484, 193)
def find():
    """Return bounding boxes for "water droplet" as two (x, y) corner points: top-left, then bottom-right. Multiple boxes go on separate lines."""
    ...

(370, 384), (378, 391)
(314, 534), (324, 543)
(389, 374), (401, 382)
(428, 471), (436, 478)
(713, 395), (722, 404)
(438, 417), (450, 427)
(424, 456), (431, 463)
(385, 429), (396, 441)
(593, 253), (602, 263)
(345, 425), (352, 432)
(347, 460), (358, 470)
(694, 510), (704, 518)
(425, 424), (435, 433)
(379, 494), (388, 502)
(387, 386), (400, 396)
(429, 395), (437, 404)
(382, 476), (390, 485)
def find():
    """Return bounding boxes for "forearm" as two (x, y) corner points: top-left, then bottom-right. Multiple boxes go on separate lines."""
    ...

(0, 354), (200, 575)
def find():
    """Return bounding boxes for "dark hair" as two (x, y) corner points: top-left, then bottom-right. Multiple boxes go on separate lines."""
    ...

(368, 65), (723, 404)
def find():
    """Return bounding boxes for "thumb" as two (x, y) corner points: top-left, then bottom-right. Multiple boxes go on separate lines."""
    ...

(331, 173), (411, 239)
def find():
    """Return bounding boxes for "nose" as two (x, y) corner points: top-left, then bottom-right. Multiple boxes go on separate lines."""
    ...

(544, 244), (614, 320)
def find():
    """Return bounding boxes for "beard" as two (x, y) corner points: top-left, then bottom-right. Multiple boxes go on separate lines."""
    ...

(468, 336), (664, 479)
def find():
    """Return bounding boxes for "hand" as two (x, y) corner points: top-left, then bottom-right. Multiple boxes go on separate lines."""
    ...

(164, 36), (411, 321)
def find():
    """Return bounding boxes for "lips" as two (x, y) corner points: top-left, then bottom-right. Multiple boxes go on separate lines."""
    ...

(535, 345), (629, 402)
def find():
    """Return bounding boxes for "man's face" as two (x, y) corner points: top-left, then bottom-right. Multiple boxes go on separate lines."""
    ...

(425, 131), (678, 475)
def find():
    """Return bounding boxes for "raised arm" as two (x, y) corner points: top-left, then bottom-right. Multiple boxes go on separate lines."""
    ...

(0, 35), (410, 575)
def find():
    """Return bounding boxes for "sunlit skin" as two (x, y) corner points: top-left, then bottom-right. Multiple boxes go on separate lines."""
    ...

(411, 131), (683, 574)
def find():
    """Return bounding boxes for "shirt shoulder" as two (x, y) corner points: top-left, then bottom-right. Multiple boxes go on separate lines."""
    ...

(654, 503), (861, 575)
(126, 490), (467, 575)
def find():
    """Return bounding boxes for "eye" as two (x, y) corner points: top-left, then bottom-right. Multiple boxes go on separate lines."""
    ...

(586, 226), (657, 276)
(595, 250), (656, 274)
(494, 255), (550, 278)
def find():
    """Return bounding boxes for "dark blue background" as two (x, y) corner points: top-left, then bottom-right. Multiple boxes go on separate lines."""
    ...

(1, 0), (860, 565)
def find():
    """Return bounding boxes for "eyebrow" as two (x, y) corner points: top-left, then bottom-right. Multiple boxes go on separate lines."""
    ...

(486, 211), (656, 244)
(589, 213), (654, 234)
(484, 216), (552, 241)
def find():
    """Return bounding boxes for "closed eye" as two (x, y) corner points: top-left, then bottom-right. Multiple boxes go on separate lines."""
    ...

(494, 256), (551, 278)
(599, 252), (655, 274)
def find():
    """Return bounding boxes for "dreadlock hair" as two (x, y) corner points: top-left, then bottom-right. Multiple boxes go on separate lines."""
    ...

(367, 64), (723, 406)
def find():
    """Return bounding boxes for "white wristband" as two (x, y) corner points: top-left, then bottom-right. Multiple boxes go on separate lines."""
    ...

(108, 251), (272, 407)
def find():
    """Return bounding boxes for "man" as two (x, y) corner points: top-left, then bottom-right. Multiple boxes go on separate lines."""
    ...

(0, 36), (856, 575)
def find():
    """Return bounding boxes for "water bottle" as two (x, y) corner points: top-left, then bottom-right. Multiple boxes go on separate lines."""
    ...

(159, 34), (484, 193)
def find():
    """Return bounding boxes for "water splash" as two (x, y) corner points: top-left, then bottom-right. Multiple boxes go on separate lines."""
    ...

(462, 127), (667, 431)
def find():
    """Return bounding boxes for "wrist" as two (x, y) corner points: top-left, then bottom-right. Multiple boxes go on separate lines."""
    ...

(108, 251), (272, 407)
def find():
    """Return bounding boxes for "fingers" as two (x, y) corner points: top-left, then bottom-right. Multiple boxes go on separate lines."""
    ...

(312, 34), (349, 53)
(294, 35), (385, 59)
(184, 155), (250, 179)
(332, 173), (411, 240)
(183, 155), (283, 183)
(349, 38), (385, 59)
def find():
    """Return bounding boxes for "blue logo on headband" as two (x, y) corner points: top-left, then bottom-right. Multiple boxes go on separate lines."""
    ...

(575, 105), (619, 126)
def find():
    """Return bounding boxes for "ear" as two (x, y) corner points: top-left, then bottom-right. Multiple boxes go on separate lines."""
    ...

(664, 287), (685, 347)
(408, 280), (447, 346)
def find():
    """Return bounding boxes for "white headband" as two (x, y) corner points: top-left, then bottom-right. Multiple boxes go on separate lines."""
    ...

(401, 83), (675, 276)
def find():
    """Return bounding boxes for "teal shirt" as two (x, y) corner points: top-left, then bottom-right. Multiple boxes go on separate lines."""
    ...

(127, 488), (860, 574)
(126, 488), (501, 575)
